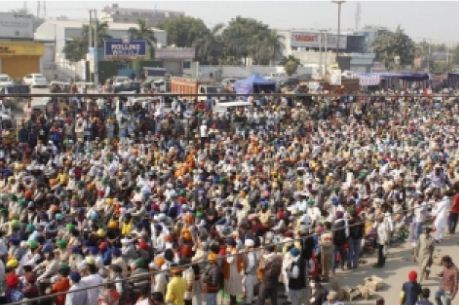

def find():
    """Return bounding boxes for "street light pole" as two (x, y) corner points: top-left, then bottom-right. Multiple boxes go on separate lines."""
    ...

(332, 1), (345, 60)
(93, 9), (99, 86)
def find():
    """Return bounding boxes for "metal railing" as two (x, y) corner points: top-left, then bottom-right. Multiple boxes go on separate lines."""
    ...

(0, 92), (459, 98)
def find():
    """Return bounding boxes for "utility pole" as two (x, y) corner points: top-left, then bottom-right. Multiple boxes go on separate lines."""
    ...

(324, 31), (328, 70)
(355, 2), (361, 32)
(427, 42), (431, 73)
(93, 9), (99, 86)
(319, 30), (327, 77)
(89, 10), (93, 83)
(332, 1), (345, 60)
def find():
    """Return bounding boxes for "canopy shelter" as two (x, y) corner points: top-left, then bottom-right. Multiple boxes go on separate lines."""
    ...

(447, 73), (459, 88)
(358, 72), (430, 89)
(234, 74), (276, 94)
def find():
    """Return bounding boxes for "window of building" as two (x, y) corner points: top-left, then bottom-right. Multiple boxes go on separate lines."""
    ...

(183, 61), (191, 69)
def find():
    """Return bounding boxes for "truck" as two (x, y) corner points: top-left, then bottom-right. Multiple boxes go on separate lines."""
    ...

(170, 77), (226, 102)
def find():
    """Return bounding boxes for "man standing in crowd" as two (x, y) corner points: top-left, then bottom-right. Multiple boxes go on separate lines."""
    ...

(65, 272), (88, 305)
(435, 255), (459, 305)
(415, 226), (434, 283)
(165, 266), (187, 305)
(257, 245), (282, 305)
(243, 238), (258, 305)
(448, 189), (459, 234)
(285, 247), (307, 305)
(400, 271), (422, 305)
(374, 214), (389, 268)
(203, 252), (220, 305)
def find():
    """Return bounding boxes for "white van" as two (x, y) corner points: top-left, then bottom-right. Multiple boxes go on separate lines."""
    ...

(213, 100), (252, 114)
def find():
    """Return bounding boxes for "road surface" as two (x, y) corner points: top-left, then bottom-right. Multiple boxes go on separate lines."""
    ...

(337, 235), (459, 305)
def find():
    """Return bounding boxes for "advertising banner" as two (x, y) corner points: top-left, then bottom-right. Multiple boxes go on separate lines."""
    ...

(104, 39), (147, 60)
(0, 41), (44, 56)
(291, 32), (347, 50)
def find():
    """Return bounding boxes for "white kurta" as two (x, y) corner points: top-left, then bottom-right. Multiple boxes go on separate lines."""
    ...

(433, 196), (450, 240)
(224, 255), (243, 296)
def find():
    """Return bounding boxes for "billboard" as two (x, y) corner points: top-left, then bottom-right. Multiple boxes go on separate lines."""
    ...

(0, 41), (44, 56)
(291, 32), (347, 50)
(104, 39), (147, 60)
(155, 47), (195, 60)
(0, 13), (34, 39)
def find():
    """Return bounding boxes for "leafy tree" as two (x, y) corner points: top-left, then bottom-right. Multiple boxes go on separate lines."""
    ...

(63, 21), (111, 62)
(194, 24), (224, 65)
(221, 16), (280, 65)
(431, 60), (451, 74)
(63, 38), (88, 62)
(128, 20), (157, 58)
(282, 55), (301, 76)
(452, 44), (459, 66)
(252, 30), (284, 65)
(372, 26), (415, 70)
(158, 16), (210, 47)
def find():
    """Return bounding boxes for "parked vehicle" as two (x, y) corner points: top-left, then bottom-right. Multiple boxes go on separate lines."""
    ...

(49, 81), (71, 93)
(23, 73), (48, 88)
(113, 81), (141, 93)
(170, 77), (226, 102)
(0, 74), (13, 87)
(113, 76), (130, 87)
(143, 67), (167, 78)
(0, 84), (30, 95)
(213, 100), (252, 114)
(142, 77), (168, 93)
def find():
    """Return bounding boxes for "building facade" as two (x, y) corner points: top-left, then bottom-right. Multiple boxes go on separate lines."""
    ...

(0, 12), (45, 79)
(278, 29), (375, 72)
(35, 20), (167, 55)
(100, 3), (184, 27)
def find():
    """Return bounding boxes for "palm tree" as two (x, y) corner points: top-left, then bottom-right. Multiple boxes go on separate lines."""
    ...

(128, 20), (157, 59)
(194, 24), (224, 64)
(82, 21), (111, 47)
(63, 21), (111, 62)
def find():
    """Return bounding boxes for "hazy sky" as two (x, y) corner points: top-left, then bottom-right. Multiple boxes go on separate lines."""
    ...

(3, 1), (458, 44)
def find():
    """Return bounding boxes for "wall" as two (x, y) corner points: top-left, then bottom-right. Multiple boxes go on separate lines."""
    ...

(2, 56), (40, 79)
(0, 13), (34, 39)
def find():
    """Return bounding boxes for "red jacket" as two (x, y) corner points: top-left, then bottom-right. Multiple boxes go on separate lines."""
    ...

(52, 277), (70, 305)
(451, 193), (459, 213)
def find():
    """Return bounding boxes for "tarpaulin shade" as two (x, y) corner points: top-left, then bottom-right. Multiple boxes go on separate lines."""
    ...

(234, 75), (276, 94)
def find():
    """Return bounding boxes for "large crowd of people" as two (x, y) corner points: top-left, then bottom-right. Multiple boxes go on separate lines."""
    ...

(0, 92), (458, 305)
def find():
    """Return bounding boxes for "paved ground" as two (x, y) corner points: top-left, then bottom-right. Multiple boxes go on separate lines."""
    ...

(334, 234), (459, 305)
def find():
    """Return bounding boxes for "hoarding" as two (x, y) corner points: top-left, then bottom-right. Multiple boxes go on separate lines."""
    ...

(0, 13), (34, 39)
(104, 39), (147, 60)
(0, 41), (44, 56)
(155, 47), (195, 60)
(291, 32), (347, 50)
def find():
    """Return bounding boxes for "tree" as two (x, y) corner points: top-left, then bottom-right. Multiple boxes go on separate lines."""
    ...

(252, 30), (284, 65)
(63, 21), (111, 62)
(431, 60), (451, 74)
(282, 55), (301, 76)
(452, 44), (459, 66)
(63, 38), (88, 62)
(158, 16), (210, 47)
(372, 26), (415, 70)
(194, 24), (224, 65)
(128, 20), (157, 58)
(220, 16), (283, 65)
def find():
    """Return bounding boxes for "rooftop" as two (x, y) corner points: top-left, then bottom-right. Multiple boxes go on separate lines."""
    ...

(102, 3), (183, 15)
(37, 19), (165, 32)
